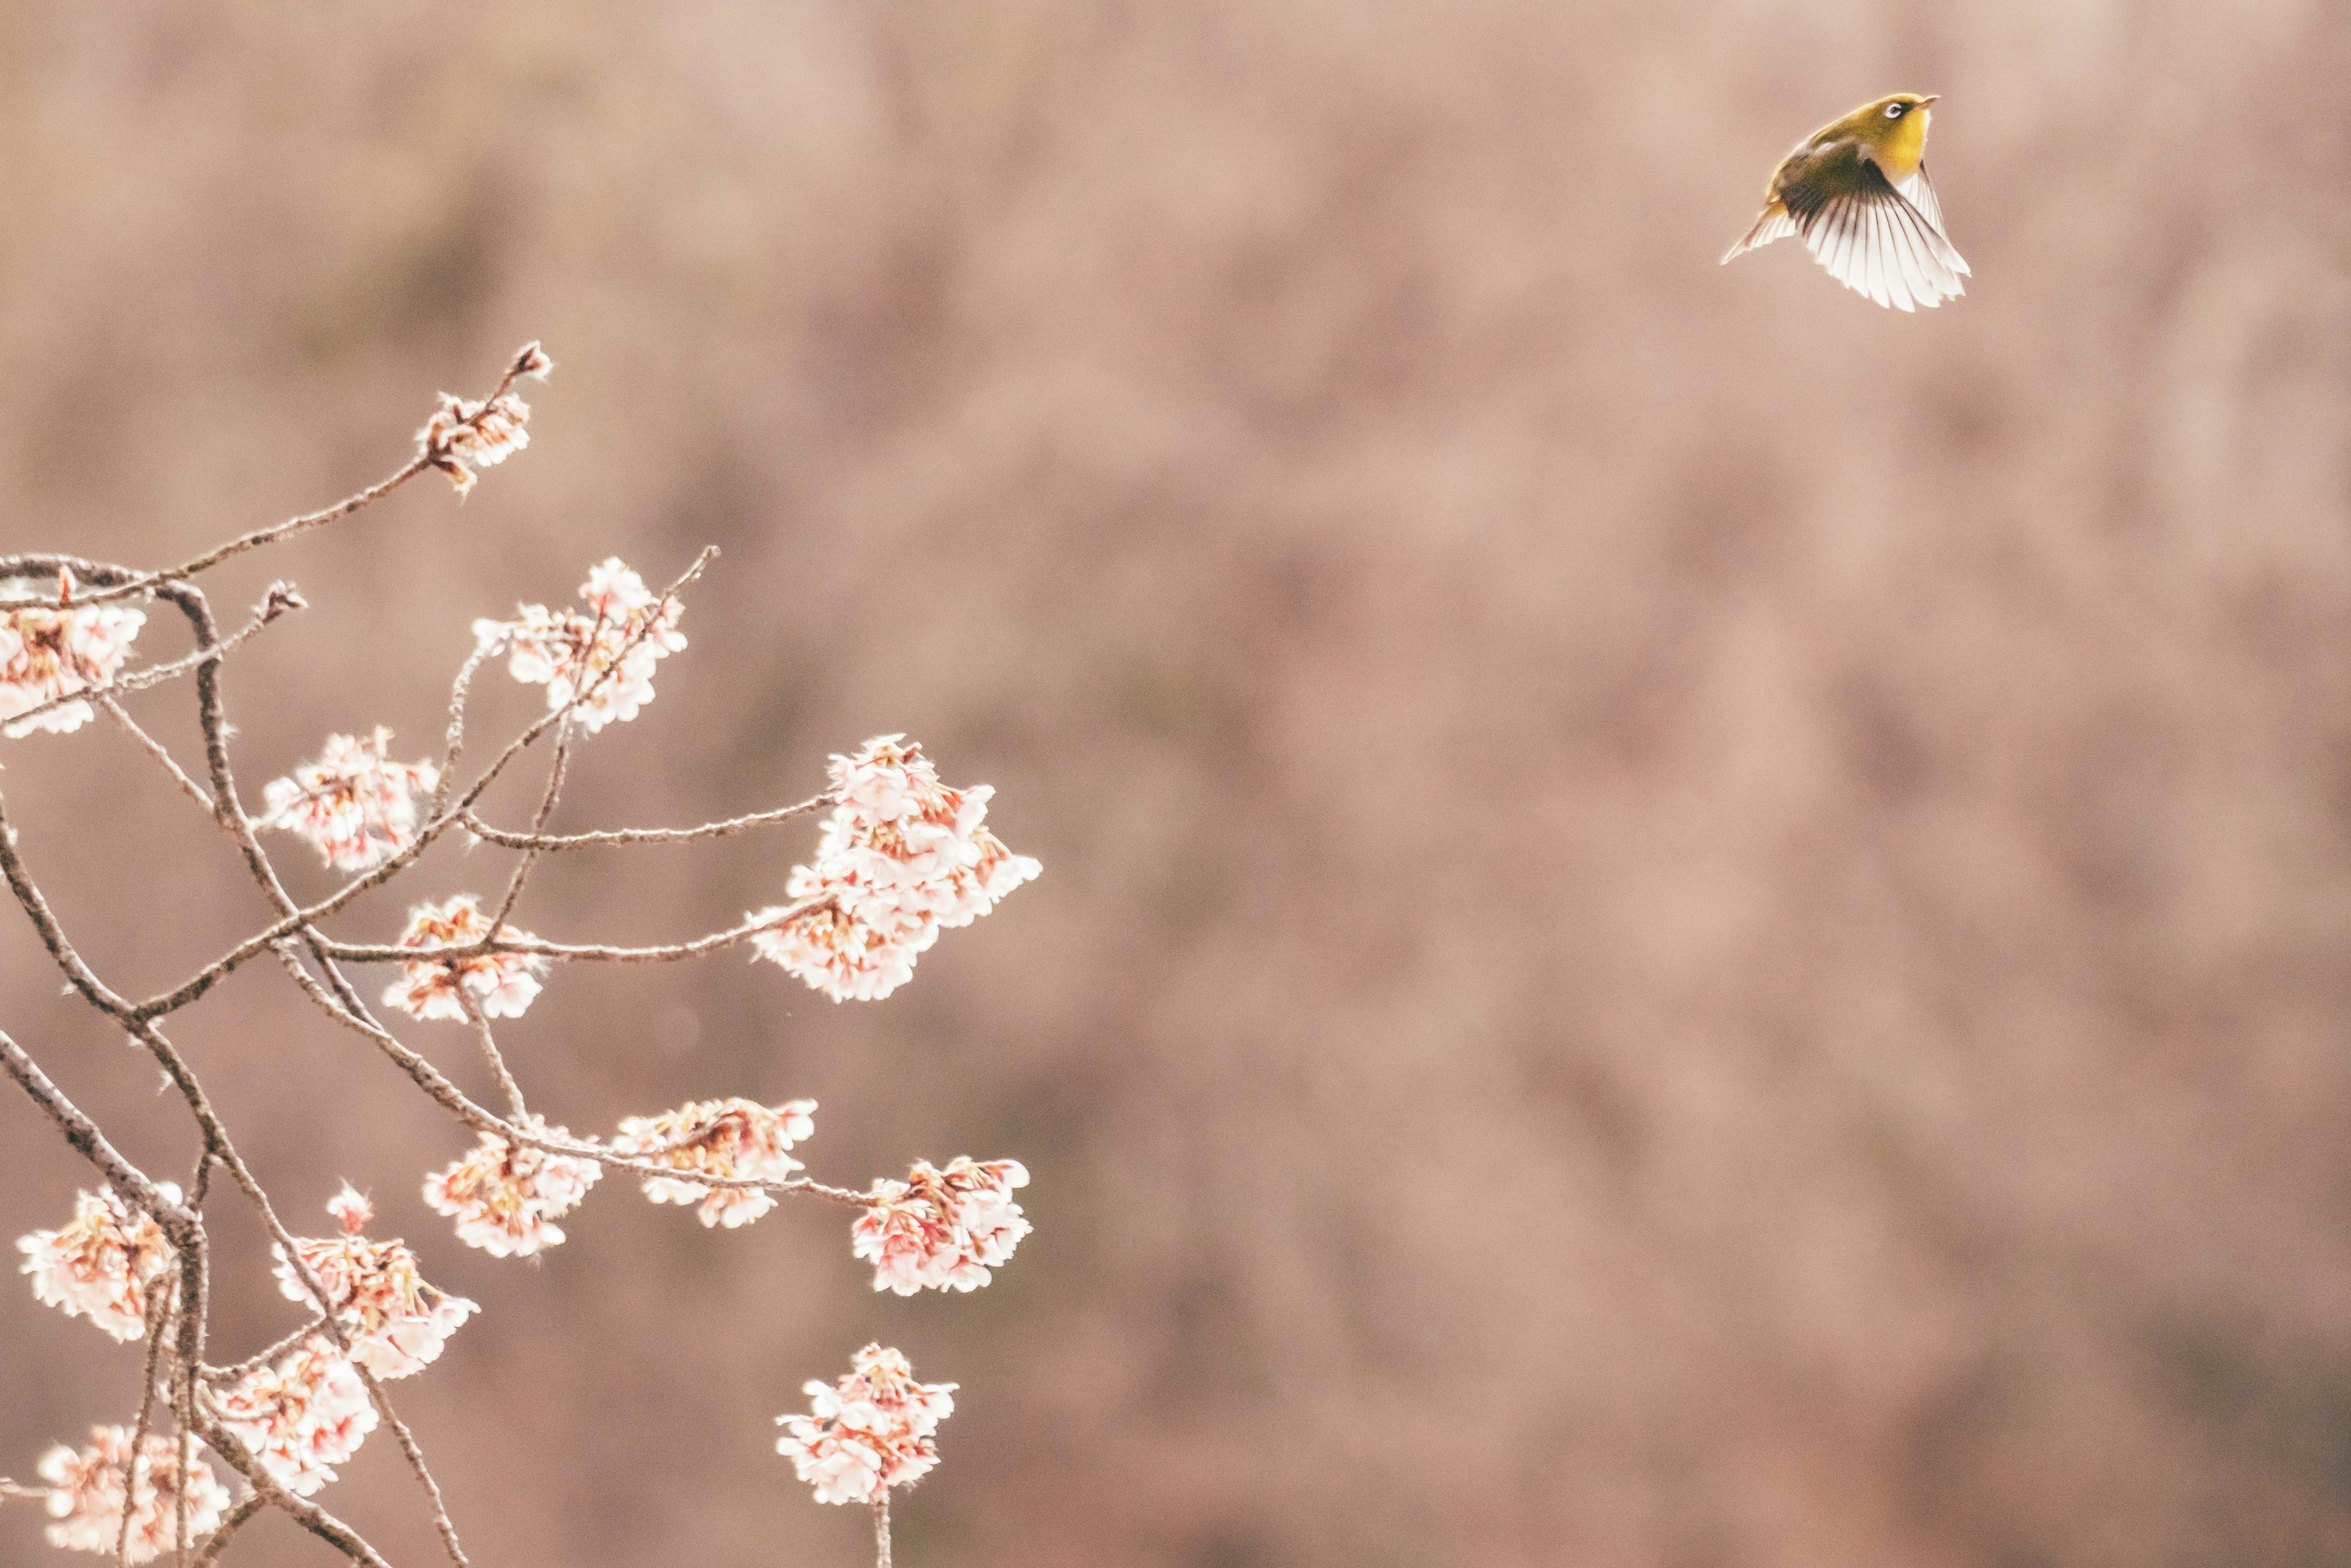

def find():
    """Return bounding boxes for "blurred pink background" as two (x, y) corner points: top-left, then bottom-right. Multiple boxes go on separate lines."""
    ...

(5, 2), (2350, 1564)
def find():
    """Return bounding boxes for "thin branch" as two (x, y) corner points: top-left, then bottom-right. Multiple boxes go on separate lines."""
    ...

(457, 989), (528, 1122)
(351, 1356), (471, 1568)
(0, 790), (143, 1021)
(118, 1291), (177, 1568)
(54, 342), (545, 612)
(186, 1413), (394, 1568)
(101, 698), (221, 819)
(57, 461), (429, 611)
(487, 716), (571, 929)
(199, 1316), (328, 1386)
(432, 643), (496, 819)
(460, 790), (833, 850)
(873, 1487), (893, 1568)
(0, 588), (296, 735)
(0, 1479), (48, 1503)
(0, 1029), (202, 1245)
(322, 897), (831, 967)
(191, 1493), (266, 1567)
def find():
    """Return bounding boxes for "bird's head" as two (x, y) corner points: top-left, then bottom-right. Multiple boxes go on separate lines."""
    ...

(1850, 92), (1937, 154)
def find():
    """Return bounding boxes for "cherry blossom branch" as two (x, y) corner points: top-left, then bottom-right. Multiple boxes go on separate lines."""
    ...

(269, 942), (872, 1204)
(133, 549), (718, 1020)
(0, 582), (301, 738)
(319, 899), (831, 967)
(6, 346), (1037, 1568)
(60, 344), (547, 612)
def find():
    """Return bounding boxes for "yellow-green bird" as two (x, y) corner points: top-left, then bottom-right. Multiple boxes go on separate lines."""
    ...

(1722, 92), (1970, 312)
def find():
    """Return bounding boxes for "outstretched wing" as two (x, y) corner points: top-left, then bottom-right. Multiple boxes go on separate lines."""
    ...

(1721, 203), (1799, 264)
(1788, 160), (1968, 312)
(1895, 162), (1967, 274)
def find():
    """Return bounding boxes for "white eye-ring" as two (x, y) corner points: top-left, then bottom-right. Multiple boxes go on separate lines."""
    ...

(1884, 102), (1906, 118)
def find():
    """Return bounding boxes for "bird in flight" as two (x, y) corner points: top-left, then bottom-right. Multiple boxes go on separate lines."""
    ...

(1722, 93), (1969, 312)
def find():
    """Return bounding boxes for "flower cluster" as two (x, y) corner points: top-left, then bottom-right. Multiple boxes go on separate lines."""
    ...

(36, 1426), (229, 1563)
(472, 558), (686, 733)
(777, 1345), (956, 1506)
(853, 1158), (1031, 1296)
(259, 728), (441, 871)
(17, 1185), (178, 1343)
(422, 1116), (602, 1258)
(748, 737), (1040, 1002)
(382, 894), (547, 1022)
(272, 1187), (476, 1379)
(611, 1097), (816, 1229)
(208, 1337), (378, 1498)
(416, 344), (548, 495)
(0, 572), (146, 738)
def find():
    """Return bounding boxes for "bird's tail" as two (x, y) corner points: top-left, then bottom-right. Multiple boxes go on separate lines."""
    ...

(1721, 203), (1798, 264)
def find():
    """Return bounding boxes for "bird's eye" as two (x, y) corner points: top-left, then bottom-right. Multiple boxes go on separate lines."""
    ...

(1884, 102), (1906, 118)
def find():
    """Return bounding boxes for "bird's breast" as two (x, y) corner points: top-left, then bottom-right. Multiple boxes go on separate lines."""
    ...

(1878, 110), (1929, 181)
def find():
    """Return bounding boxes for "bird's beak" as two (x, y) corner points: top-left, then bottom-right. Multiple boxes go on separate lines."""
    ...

(1918, 95), (1940, 107)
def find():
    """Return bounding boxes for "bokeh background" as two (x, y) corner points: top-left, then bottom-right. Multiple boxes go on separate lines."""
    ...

(4, 2), (2350, 1564)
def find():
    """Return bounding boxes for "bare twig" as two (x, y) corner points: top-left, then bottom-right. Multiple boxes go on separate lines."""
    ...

(0, 792), (143, 1021)
(118, 1291), (177, 1567)
(199, 1316), (329, 1386)
(102, 697), (222, 819)
(487, 716), (572, 929)
(457, 989), (528, 1122)
(874, 1487), (893, 1568)
(187, 1414), (394, 1568)
(460, 790), (833, 850)
(191, 1493), (267, 1567)
(0, 1029), (201, 1244)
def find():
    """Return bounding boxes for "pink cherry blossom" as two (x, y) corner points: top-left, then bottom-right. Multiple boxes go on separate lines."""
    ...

(422, 1116), (602, 1258)
(0, 572), (146, 738)
(745, 898), (929, 1003)
(470, 558), (686, 733)
(209, 1337), (378, 1498)
(776, 1345), (956, 1506)
(16, 1185), (179, 1343)
(610, 1097), (815, 1229)
(381, 894), (547, 1022)
(417, 385), (533, 496)
(259, 728), (441, 871)
(272, 1185), (476, 1379)
(748, 737), (1040, 1002)
(853, 1157), (1031, 1296)
(36, 1425), (228, 1562)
